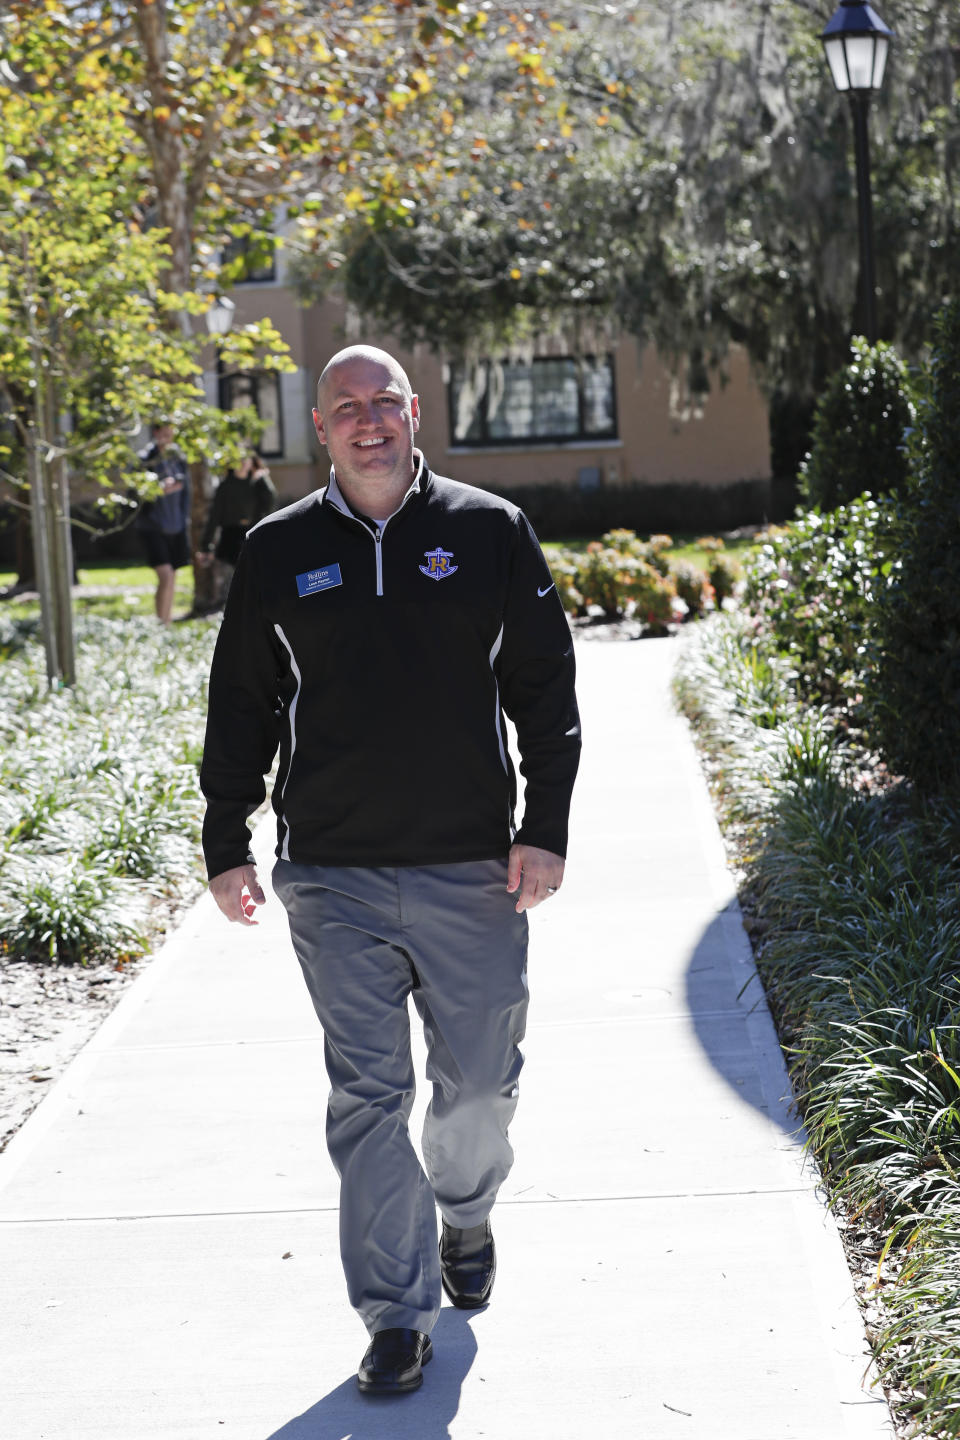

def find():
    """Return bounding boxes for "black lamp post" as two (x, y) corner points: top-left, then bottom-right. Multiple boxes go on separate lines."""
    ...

(821, 1), (894, 343)
(194, 294), (238, 611)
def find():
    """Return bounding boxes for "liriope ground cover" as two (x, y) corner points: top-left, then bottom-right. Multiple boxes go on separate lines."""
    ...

(0, 613), (218, 965)
(676, 612), (960, 1439)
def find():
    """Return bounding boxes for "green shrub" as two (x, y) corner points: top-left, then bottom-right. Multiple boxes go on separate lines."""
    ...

(572, 541), (675, 624)
(741, 497), (889, 710)
(0, 614), (216, 963)
(798, 337), (916, 511)
(670, 558), (711, 617)
(574, 543), (625, 618)
(643, 533), (674, 578)
(867, 300), (960, 796)
(602, 527), (646, 556)
(547, 530), (677, 627)
(600, 527), (673, 576)
(673, 611), (822, 818)
(684, 535), (738, 606)
(707, 552), (738, 605)
(0, 854), (146, 964)
(620, 557), (675, 630)
(875, 1211), (960, 1434)
(744, 775), (960, 1332)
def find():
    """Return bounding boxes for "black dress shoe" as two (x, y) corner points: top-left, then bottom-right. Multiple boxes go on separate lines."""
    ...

(357, 1328), (433, 1395)
(440, 1218), (496, 1309)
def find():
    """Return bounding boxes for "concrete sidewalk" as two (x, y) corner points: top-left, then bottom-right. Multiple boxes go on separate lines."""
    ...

(0, 637), (893, 1440)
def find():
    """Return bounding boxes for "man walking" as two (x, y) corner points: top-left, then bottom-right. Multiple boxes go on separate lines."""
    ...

(199, 345), (580, 1394)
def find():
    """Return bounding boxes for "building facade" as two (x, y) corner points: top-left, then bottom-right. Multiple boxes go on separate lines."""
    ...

(207, 248), (771, 508)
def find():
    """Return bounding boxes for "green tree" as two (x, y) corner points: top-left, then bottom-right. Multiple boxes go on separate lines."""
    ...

(867, 300), (960, 796)
(798, 338), (916, 511)
(7, 1), (536, 290)
(0, 73), (291, 683)
(290, 1), (960, 475)
(2, 1), (542, 604)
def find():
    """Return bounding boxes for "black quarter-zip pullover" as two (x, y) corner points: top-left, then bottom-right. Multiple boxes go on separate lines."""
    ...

(199, 457), (581, 879)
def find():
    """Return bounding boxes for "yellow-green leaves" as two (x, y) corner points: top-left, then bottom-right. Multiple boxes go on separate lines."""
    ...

(0, 71), (289, 493)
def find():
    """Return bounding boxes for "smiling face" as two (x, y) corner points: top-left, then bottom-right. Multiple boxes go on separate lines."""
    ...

(313, 348), (420, 509)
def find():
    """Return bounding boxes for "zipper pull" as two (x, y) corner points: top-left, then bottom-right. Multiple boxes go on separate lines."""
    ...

(374, 527), (384, 596)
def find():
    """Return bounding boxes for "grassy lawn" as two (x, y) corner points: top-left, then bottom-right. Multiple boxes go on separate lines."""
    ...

(669, 533), (759, 572)
(0, 559), (196, 621)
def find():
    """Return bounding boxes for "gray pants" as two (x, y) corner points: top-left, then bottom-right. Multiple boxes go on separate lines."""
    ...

(272, 858), (529, 1336)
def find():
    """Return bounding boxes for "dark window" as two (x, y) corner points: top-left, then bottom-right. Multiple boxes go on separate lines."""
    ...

(448, 356), (617, 447)
(218, 368), (284, 458)
(220, 233), (276, 284)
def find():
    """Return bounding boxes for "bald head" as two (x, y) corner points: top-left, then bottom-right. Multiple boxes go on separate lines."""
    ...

(312, 345), (421, 508)
(317, 346), (413, 413)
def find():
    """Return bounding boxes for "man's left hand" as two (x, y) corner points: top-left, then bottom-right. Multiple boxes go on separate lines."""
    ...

(506, 844), (565, 913)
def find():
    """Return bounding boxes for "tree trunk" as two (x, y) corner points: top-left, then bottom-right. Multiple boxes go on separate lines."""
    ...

(14, 514), (34, 588)
(23, 229), (74, 685)
(27, 376), (76, 688)
(45, 381), (75, 685)
(134, 1), (193, 295)
(27, 419), (59, 686)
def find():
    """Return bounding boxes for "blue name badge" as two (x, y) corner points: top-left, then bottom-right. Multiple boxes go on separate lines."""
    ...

(296, 563), (343, 598)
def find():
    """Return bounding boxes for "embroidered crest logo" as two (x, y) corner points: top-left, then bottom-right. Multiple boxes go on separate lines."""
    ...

(419, 546), (458, 581)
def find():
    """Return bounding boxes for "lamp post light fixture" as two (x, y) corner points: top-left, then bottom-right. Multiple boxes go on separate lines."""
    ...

(821, 1), (894, 343)
(204, 294), (236, 337)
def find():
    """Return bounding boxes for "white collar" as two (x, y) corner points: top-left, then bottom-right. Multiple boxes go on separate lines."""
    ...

(326, 450), (424, 522)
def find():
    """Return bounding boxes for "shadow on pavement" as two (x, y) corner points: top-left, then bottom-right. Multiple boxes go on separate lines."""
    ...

(264, 1307), (479, 1440)
(685, 909), (799, 1138)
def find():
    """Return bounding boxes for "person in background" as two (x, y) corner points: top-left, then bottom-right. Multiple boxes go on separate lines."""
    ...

(196, 450), (277, 607)
(135, 420), (190, 625)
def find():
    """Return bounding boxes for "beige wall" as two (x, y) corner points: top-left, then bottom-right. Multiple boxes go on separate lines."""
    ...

(411, 338), (770, 493)
(226, 285), (770, 503)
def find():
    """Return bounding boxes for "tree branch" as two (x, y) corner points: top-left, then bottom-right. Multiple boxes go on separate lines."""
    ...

(185, 1), (268, 216)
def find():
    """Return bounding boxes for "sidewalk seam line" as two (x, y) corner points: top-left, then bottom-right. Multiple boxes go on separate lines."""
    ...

(0, 1185), (818, 1226)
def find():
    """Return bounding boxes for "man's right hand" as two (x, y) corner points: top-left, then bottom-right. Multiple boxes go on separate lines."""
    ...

(209, 864), (266, 925)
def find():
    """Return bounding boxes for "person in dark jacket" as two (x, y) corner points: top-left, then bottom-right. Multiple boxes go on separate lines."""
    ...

(199, 345), (581, 1396)
(134, 421), (190, 624)
(196, 450), (277, 606)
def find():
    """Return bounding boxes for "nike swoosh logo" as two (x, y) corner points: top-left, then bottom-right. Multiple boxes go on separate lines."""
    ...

(537, 583), (555, 597)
